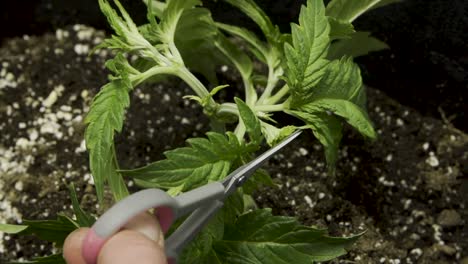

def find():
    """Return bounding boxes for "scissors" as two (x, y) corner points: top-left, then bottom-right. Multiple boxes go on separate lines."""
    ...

(82, 130), (302, 264)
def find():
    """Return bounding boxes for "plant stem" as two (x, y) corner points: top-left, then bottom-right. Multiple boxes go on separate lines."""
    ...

(265, 84), (289, 105)
(254, 103), (286, 112)
(218, 103), (239, 116)
(234, 121), (246, 141)
(257, 61), (278, 104)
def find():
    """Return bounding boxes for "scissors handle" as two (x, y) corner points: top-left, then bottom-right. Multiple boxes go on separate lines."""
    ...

(81, 182), (225, 264)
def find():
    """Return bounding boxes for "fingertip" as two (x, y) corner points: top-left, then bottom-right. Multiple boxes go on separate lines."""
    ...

(99, 230), (167, 264)
(63, 228), (90, 264)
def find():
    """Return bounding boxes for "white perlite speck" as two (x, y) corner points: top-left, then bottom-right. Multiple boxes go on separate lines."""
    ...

(426, 152), (439, 167)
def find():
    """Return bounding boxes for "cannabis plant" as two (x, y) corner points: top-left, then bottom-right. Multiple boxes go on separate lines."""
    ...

(1, 0), (398, 263)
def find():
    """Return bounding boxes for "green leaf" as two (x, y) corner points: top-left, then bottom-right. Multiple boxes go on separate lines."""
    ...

(214, 34), (253, 81)
(216, 22), (269, 63)
(68, 183), (96, 227)
(222, 0), (281, 44)
(307, 56), (364, 107)
(326, 0), (402, 23)
(290, 111), (343, 169)
(284, 0), (330, 107)
(234, 98), (262, 144)
(120, 132), (254, 192)
(8, 253), (66, 264)
(0, 223), (28, 234)
(299, 98), (376, 139)
(158, 0), (201, 43)
(260, 122), (297, 146)
(143, 0), (166, 18)
(328, 31), (389, 60)
(179, 208), (224, 263)
(213, 208), (360, 263)
(84, 80), (130, 202)
(328, 17), (355, 40)
(16, 214), (77, 247)
(242, 168), (275, 195)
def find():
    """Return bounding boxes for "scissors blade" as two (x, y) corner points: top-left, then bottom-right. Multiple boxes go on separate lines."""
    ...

(222, 130), (302, 195)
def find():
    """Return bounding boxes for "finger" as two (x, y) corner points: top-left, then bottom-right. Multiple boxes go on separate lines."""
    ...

(63, 228), (89, 264)
(122, 212), (164, 248)
(98, 230), (167, 264)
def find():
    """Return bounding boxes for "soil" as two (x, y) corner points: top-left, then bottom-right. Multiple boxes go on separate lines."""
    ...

(0, 9), (467, 264)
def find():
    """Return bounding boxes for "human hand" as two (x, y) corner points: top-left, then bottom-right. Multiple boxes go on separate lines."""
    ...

(63, 213), (167, 264)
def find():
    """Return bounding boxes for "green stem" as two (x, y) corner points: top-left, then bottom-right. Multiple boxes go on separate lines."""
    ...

(257, 61), (278, 104)
(265, 84), (289, 105)
(234, 121), (246, 141)
(176, 67), (214, 106)
(254, 103), (286, 112)
(131, 66), (177, 86)
(218, 103), (239, 116)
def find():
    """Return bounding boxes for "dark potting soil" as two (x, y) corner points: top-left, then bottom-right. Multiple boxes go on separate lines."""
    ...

(0, 25), (467, 263)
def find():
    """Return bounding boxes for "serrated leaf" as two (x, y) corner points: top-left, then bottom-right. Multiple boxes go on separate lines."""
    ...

(120, 132), (253, 192)
(326, 0), (402, 22)
(234, 98), (262, 144)
(328, 31), (389, 60)
(213, 208), (360, 263)
(84, 80), (130, 202)
(308, 56), (364, 107)
(68, 183), (96, 227)
(299, 98), (376, 139)
(284, 0), (330, 107)
(328, 17), (355, 40)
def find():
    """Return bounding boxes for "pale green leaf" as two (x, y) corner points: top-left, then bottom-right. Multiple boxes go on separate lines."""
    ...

(328, 31), (389, 60)
(120, 132), (253, 191)
(326, 0), (402, 22)
(213, 209), (360, 263)
(328, 17), (355, 40)
(214, 34), (253, 81)
(158, 0), (201, 43)
(284, 0), (330, 107)
(84, 80), (130, 202)
(216, 22), (269, 63)
(142, 0), (166, 18)
(234, 98), (262, 144)
(242, 168), (275, 195)
(0, 223), (28, 234)
(260, 122), (297, 146)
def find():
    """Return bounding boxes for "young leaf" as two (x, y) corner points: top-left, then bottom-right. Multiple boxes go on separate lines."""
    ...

(326, 0), (402, 23)
(328, 17), (355, 40)
(68, 183), (96, 227)
(260, 121), (297, 146)
(0, 223), (28, 234)
(84, 80), (131, 202)
(328, 31), (389, 60)
(120, 132), (254, 193)
(212, 208), (361, 263)
(234, 98), (262, 144)
(284, 0), (330, 108)
(216, 22), (269, 63)
(222, 0), (282, 44)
